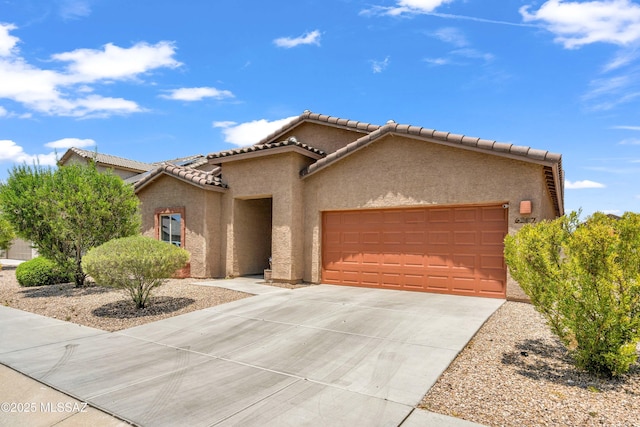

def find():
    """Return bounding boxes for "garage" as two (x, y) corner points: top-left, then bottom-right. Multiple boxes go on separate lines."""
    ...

(322, 204), (508, 298)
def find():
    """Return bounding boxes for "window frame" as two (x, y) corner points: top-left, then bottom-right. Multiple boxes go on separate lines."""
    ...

(155, 207), (186, 248)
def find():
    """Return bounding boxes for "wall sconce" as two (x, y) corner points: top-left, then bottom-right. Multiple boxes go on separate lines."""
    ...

(520, 200), (532, 215)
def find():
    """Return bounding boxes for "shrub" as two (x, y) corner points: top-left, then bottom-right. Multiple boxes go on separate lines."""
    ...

(504, 211), (640, 377)
(82, 236), (189, 309)
(15, 257), (73, 287)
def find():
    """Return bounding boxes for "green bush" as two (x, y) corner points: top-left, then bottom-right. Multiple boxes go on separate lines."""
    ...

(504, 211), (640, 377)
(15, 257), (73, 287)
(82, 236), (189, 309)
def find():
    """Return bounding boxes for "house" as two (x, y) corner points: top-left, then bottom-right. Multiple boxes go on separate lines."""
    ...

(62, 111), (564, 300)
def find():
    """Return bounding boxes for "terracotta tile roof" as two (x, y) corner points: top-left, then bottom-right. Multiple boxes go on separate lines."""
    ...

(134, 164), (226, 193)
(207, 136), (325, 161)
(301, 120), (565, 216)
(251, 110), (380, 147)
(59, 147), (155, 172)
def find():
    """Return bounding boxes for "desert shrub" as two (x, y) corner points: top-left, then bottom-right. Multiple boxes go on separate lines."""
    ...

(15, 257), (73, 287)
(82, 236), (189, 309)
(504, 211), (640, 377)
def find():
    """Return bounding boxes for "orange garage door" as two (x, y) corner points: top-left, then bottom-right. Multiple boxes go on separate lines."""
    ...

(322, 205), (507, 298)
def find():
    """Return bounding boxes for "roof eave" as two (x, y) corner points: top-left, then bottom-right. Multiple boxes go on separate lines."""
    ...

(134, 169), (227, 194)
(209, 145), (324, 165)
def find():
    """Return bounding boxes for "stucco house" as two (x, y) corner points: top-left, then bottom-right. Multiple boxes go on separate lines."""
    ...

(61, 111), (564, 300)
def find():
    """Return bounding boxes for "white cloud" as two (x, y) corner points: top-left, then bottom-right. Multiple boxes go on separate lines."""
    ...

(612, 125), (640, 130)
(0, 23), (19, 57)
(371, 56), (390, 73)
(451, 48), (494, 62)
(364, 0), (453, 16)
(0, 24), (181, 118)
(520, 0), (640, 49)
(53, 41), (181, 83)
(581, 73), (640, 110)
(423, 57), (452, 66)
(274, 30), (321, 48)
(58, 0), (92, 20)
(44, 138), (95, 149)
(618, 137), (640, 145)
(430, 27), (468, 47)
(565, 179), (606, 189)
(213, 116), (298, 146)
(0, 140), (57, 166)
(161, 87), (234, 101)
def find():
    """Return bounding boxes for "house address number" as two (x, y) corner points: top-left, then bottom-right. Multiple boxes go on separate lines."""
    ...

(515, 217), (537, 224)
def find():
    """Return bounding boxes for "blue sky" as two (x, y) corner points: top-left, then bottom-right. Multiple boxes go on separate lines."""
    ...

(1, 0), (639, 216)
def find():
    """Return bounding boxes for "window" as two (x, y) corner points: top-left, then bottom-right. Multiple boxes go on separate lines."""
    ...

(155, 207), (185, 248)
(160, 214), (182, 246)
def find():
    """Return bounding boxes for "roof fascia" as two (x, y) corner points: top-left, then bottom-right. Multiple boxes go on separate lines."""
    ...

(134, 170), (226, 194)
(209, 145), (324, 165)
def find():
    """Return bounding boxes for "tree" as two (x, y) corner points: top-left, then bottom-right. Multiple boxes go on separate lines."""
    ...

(82, 236), (189, 309)
(504, 211), (640, 377)
(0, 162), (141, 287)
(0, 217), (15, 253)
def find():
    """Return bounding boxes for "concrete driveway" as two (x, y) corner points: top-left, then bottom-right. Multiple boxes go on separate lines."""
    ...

(0, 280), (502, 426)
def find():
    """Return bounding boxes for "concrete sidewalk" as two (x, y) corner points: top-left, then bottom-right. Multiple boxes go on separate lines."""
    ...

(0, 279), (499, 426)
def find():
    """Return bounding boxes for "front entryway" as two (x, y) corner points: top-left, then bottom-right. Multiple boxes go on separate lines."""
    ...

(322, 204), (508, 298)
(234, 197), (272, 276)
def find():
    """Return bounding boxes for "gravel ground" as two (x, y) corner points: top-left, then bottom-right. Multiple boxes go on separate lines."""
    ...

(421, 301), (640, 427)
(0, 268), (251, 332)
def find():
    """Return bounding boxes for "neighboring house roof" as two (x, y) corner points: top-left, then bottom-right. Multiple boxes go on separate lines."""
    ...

(134, 164), (226, 193)
(300, 120), (565, 216)
(153, 154), (207, 168)
(58, 147), (155, 172)
(207, 137), (326, 163)
(252, 110), (380, 147)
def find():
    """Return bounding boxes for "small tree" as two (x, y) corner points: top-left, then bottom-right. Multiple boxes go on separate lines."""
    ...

(82, 236), (189, 309)
(0, 162), (140, 287)
(504, 211), (640, 377)
(0, 217), (15, 254)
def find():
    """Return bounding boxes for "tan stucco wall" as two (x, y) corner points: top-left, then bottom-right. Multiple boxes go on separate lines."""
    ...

(302, 134), (558, 299)
(218, 152), (314, 282)
(279, 122), (370, 154)
(137, 175), (222, 278)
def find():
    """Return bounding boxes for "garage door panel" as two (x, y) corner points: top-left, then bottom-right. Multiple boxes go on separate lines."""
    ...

(481, 230), (506, 245)
(453, 231), (477, 245)
(428, 231), (450, 245)
(454, 209), (477, 222)
(322, 205), (506, 298)
(452, 254), (476, 269)
(405, 211), (425, 224)
(482, 206), (507, 222)
(382, 253), (402, 266)
(362, 232), (380, 244)
(480, 254), (504, 269)
(382, 231), (403, 244)
(405, 231), (425, 244)
(428, 209), (451, 222)
(404, 253), (425, 267)
(426, 253), (450, 268)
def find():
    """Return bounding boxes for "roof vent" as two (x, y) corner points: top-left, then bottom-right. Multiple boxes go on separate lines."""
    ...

(288, 136), (298, 143)
(386, 119), (396, 124)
